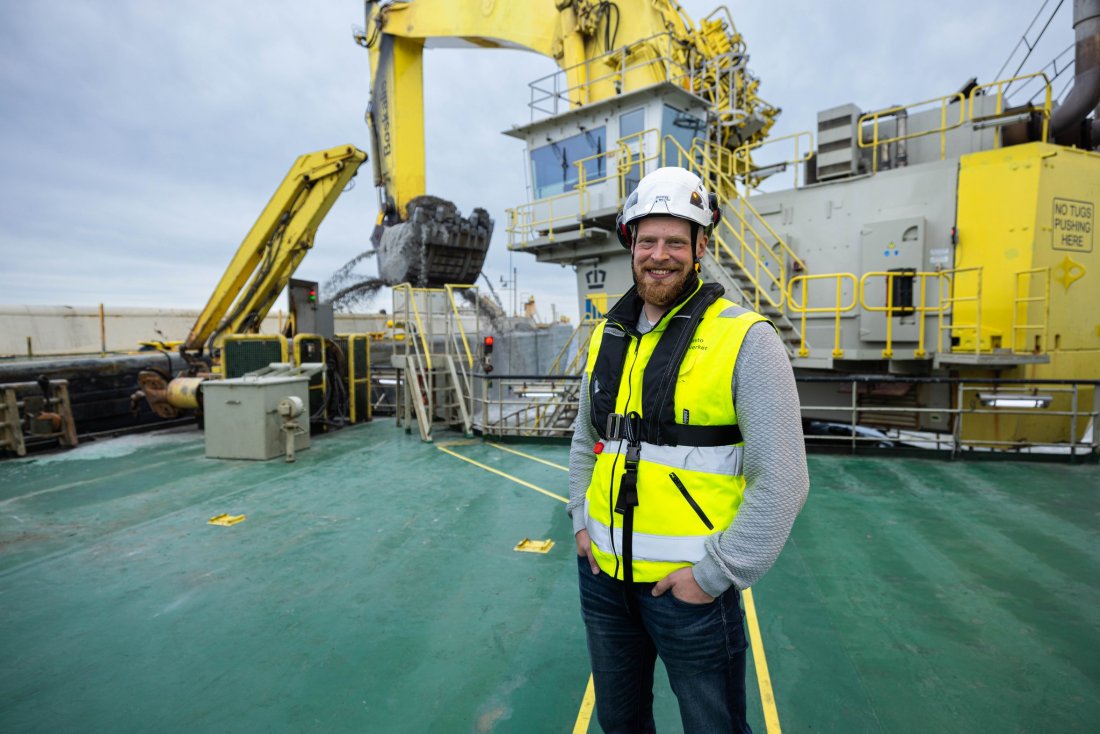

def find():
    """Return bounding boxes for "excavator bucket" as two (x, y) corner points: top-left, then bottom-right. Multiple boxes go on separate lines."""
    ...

(376, 196), (493, 287)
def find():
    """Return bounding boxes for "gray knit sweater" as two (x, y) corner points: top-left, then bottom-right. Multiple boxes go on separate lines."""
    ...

(567, 319), (809, 597)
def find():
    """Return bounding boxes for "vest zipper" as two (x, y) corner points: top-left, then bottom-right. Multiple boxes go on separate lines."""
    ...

(668, 472), (714, 530)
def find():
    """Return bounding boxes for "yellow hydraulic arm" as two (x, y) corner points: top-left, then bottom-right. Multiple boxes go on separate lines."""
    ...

(184, 144), (367, 360)
(355, 0), (777, 223)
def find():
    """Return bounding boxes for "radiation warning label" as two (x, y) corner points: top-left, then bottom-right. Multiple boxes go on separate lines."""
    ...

(1051, 198), (1094, 253)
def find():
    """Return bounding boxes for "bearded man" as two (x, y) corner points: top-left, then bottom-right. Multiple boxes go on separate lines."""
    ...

(567, 166), (809, 733)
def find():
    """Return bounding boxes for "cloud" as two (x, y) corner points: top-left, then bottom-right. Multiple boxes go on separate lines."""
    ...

(0, 0), (1074, 330)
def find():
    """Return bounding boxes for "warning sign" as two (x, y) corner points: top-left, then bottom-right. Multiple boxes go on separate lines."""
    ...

(1051, 197), (1094, 253)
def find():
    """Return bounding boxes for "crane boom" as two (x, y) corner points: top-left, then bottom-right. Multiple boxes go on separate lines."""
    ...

(184, 145), (367, 359)
(352, 0), (778, 288)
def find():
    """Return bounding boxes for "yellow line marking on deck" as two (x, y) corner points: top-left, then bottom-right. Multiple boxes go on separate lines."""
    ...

(435, 445), (568, 504)
(744, 587), (782, 733)
(572, 674), (596, 733)
(487, 442), (568, 471)
(435, 439), (478, 448)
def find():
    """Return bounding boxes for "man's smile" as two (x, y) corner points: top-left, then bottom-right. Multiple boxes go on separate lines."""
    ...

(643, 265), (680, 280)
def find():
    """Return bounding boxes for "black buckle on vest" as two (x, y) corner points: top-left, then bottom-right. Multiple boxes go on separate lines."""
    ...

(605, 412), (625, 441)
(614, 413), (641, 514)
(614, 445), (640, 514)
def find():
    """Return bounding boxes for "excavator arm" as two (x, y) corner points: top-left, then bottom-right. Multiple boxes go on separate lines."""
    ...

(353, 0), (778, 288)
(134, 145), (367, 421)
(184, 144), (367, 360)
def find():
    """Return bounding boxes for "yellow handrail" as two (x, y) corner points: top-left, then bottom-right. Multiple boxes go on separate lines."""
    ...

(858, 272), (948, 359)
(527, 32), (696, 118)
(731, 130), (814, 190)
(506, 186), (587, 248)
(968, 72), (1052, 144)
(786, 273), (858, 358)
(662, 137), (805, 315)
(546, 319), (599, 375)
(937, 267), (984, 356)
(507, 128), (662, 248)
(691, 139), (807, 272)
(1011, 266), (1051, 353)
(576, 127), (664, 203)
(858, 93), (967, 172)
(444, 284), (475, 369)
(394, 283), (433, 371)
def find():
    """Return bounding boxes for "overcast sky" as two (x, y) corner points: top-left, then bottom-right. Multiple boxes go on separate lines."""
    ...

(0, 0), (1071, 327)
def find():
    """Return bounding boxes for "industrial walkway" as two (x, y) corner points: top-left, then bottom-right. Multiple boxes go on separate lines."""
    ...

(1, 422), (1097, 732)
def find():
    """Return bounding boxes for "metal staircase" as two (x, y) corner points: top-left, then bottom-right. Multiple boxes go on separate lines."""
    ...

(392, 285), (478, 442)
(657, 140), (807, 358)
(699, 189), (803, 357)
(698, 238), (801, 354)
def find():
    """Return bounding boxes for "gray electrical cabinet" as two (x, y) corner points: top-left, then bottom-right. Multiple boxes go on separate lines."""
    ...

(289, 278), (334, 338)
(203, 375), (311, 460)
(859, 217), (927, 343)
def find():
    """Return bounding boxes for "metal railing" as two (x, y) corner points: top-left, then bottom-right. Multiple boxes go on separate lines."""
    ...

(443, 285), (477, 371)
(507, 127), (668, 248)
(469, 373), (1098, 460)
(667, 138), (805, 318)
(937, 267), (985, 355)
(968, 72), (1053, 146)
(732, 130), (814, 190)
(784, 265), (1054, 362)
(392, 285), (481, 441)
(545, 318), (599, 377)
(786, 273), (858, 358)
(858, 271), (949, 359)
(527, 32), (697, 120)
(474, 374), (583, 439)
(579, 128), (663, 203)
(798, 375), (1098, 459)
(1011, 267), (1051, 353)
(858, 92), (967, 173)
(857, 73), (1054, 173)
(507, 185), (589, 249)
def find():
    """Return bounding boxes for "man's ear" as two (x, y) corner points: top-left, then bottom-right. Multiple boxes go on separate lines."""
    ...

(696, 233), (708, 261)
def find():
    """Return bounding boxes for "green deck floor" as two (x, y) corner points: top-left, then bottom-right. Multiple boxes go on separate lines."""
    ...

(1, 422), (1097, 732)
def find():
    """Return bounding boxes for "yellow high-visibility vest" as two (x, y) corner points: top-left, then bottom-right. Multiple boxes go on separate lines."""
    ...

(583, 280), (768, 582)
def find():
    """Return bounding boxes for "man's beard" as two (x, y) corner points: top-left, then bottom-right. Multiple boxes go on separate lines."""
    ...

(633, 260), (696, 309)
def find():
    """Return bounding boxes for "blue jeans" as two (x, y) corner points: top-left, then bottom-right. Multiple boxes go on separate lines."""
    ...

(577, 556), (752, 733)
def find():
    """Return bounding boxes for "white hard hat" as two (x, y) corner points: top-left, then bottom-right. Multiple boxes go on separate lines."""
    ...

(616, 168), (719, 250)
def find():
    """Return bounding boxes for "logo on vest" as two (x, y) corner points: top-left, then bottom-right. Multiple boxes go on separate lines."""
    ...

(688, 336), (707, 351)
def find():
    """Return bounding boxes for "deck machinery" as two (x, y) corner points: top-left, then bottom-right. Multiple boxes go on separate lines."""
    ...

(505, 1), (1100, 448)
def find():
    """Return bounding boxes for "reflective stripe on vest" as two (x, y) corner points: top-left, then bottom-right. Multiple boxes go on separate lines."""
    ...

(584, 498), (707, 564)
(600, 439), (744, 477)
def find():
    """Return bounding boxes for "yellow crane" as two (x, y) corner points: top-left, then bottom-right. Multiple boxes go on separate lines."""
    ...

(135, 145), (367, 419)
(184, 145), (366, 363)
(135, 1), (779, 420)
(354, 0), (779, 284)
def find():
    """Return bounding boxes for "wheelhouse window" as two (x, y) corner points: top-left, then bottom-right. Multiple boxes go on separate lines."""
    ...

(662, 105), (705, 162)
(618, 108), (645, 193)
(530, 127), (606, 199)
